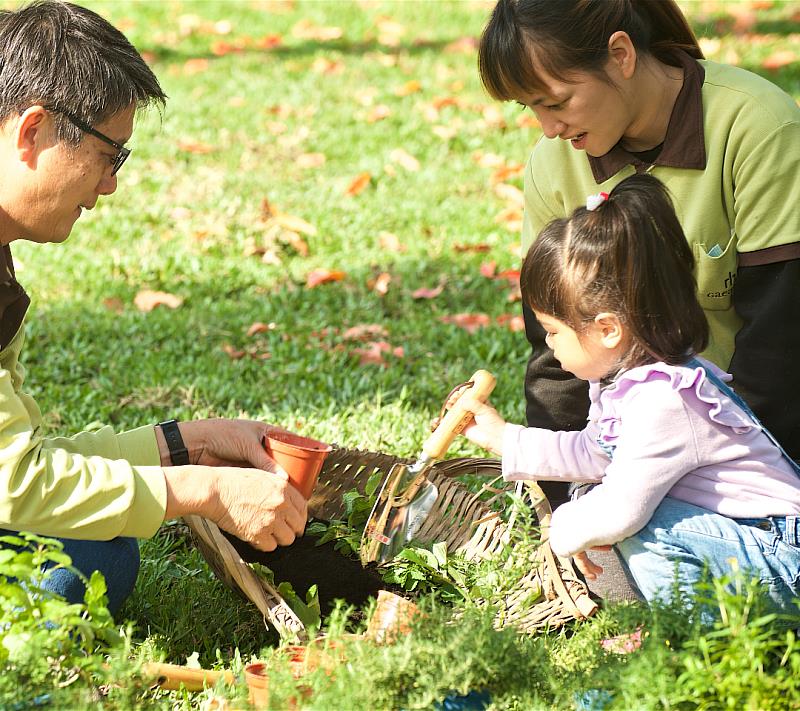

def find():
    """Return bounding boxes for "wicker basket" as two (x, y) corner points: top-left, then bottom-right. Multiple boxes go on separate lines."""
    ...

(185, 445), (597, 640)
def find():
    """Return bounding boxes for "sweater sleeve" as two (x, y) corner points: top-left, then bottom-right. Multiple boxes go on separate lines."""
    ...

(0, 365), (167, 540)
(548, 381), (700, 557)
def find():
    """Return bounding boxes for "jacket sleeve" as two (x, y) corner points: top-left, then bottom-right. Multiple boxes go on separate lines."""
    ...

(729, 258), (800, 460)
(0, 366), (167, 540)
(548, 382), (699, 557)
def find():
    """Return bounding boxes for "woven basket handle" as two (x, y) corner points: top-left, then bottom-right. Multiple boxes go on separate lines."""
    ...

(422, 370), (496, 460)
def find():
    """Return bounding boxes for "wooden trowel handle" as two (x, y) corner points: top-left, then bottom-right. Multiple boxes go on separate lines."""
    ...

(422, 370), (496, 460)
(141, 662), (235, 691)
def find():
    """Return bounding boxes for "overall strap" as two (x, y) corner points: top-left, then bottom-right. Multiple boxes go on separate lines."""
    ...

(686, 358), (800, 476)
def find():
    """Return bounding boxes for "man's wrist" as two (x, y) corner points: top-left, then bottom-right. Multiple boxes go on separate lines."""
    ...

(156, 419), (190, 466)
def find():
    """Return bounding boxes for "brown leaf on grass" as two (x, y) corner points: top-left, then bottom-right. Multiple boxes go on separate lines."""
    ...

(246, 321), (276, 337)
(306, 269), (346, 288)
(497, 314), (525, 332)
(366, 104), (392, 122)
(281, 230), (309, 257)
(134, 290), (184, 312)
(376, 17), (405, 47)
(295, 152), (326, 168)
(412, 285), (444, 299)
(210, 40), (244, 56)
(342, 324), (388, 341)
(431, 96), (463, 110)
(292, 19), (343, 41)
(345, 172), (372, 196)
(368, 272), (392, 296)
(496, 269), (521, 286)
(183, 58), (209, 75)
(480, 105), (507, 130)
(439, 313), (491, 333)
(352, 341), (404, 367)
(432, 125), (459, 140)
(378, 231), (405, 252)
(494, 207), (524, 232)
(471, 151), (505, 168)
(491, 163), (525, 183)
(516, 113), (540, 129)
(254, 34), (283, 50)
(311, 57), (344, 75)
(444, 36), (478, 54)
(177, 139), (216, 154)
(494, 182), (524, 206)
(395, 80), (421, 96)
(102, 297), (125, 314)
(761, 50), (796, 71)
(389, 148), (420, 171)
(222, 344), (247, 360)
(454, 242), (491, 253)
(273, 213), (317, 236)
(480, 261), (497, 278)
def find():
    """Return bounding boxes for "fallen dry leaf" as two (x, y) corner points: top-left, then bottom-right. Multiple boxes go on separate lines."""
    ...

(255, 34), (282, 50)
(306, 268), (346, 288)
(444, 36), (478, 54)
(281, 230), (309, 257)
(761, 50), (796, 71)
(246, 321), (276, 337)
(342, 324), (388, 341)
(345, 172), (372, 196)
(494, 182), (525, 206)
(210, 40), (244, 56)
(134, 290), (183, 312)
(389, 148), (420, 171)
(497, 314), (525, 332)
(292, 19), (343, 41)
(412, 285), (444, 299)
(395, 79), (421, 96)
(177, 139), (216, 154)
(369, 272), (392, 296)
(273, 213), (317, 236)
(295, 152), (326, 168)
(516, 113), (540, 129)
(378, 231), (405, 252)
(472, 151), (506, 168)
(454, 242), (491, 253)
(102, 297), (125, 314)
(311, 57), (344, 75)
(495, 207), (524, 232)
(352, 340), (404, 367)
(183, 58), (209, 75)
(491, 163), (525, 183)
(222, 344), (247, 360)
(439, 313), (491, 334)
(431, 96), (463, 110)
(496, 269), (521, 286)
(480, 261), (497, 278)
(366, 104), (392, 122)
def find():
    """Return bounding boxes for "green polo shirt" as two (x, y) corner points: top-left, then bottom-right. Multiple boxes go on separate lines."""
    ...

(0, 247), (167, 539)
(523, 52), (800, 372)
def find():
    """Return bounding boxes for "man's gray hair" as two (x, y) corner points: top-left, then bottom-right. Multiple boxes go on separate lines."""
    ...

(0, 0), (166, 143)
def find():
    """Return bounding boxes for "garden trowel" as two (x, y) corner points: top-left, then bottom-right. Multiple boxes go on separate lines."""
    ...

(360, 369), (496, 565)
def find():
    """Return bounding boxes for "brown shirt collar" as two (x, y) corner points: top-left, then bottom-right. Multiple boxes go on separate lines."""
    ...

(588, 51), (707, 184)
(0, 245), (31, 350)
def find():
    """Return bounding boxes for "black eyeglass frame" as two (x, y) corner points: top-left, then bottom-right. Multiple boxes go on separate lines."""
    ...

(44, 106), (131, 176)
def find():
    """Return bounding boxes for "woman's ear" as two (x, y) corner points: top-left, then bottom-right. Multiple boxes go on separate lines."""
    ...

(594, 312), (625, 350)
(607, 31), (637, 81)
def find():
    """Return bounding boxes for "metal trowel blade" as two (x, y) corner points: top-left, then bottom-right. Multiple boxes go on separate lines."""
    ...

(375, 479), (439, 563)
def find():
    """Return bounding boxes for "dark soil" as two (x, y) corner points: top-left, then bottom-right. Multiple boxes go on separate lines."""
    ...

(223, 520), (388, 613)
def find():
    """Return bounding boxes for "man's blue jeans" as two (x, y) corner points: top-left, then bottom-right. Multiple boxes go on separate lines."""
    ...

(0, 531), (140, 616)
(616, 496), (800, 613)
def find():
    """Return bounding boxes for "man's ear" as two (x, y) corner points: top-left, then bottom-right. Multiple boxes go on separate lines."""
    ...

(594, 312), (625, 349)
(607, 31), (637, 81)
(14, 106), (52, 167)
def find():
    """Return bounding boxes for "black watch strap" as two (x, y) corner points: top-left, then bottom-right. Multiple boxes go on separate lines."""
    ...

(158, 419), (190, 466)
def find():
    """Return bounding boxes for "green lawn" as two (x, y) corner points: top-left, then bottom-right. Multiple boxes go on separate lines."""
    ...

(3, 0), (800, 708)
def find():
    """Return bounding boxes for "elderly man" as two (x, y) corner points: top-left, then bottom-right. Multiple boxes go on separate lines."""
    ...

(0, 0), (307, 614)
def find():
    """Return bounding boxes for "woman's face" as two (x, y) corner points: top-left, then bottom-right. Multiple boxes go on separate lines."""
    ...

(516, 60), (635, 157)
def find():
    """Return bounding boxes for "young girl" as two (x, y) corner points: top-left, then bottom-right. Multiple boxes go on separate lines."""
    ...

(458, 174), (800, 609)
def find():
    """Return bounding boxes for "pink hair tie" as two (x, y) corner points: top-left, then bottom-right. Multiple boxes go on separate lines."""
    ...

(586, 191), (609, 211)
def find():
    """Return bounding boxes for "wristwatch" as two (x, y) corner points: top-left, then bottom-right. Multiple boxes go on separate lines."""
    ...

(158, 419), (190, 465)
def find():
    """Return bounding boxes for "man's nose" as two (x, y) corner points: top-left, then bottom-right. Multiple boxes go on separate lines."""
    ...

(97, 172), (118, 196)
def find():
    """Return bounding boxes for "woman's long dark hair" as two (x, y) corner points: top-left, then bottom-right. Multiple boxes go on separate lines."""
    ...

(521, 174), (708, 368)
(479, 0), (703, 100)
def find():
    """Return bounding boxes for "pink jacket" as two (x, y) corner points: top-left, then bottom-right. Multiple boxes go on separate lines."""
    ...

(501, 358), (800, 557)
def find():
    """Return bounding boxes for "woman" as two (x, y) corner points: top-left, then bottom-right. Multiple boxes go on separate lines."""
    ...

(478, 0), (800, 513)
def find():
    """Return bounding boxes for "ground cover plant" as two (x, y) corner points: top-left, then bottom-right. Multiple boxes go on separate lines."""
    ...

(3, 0), (800, 708)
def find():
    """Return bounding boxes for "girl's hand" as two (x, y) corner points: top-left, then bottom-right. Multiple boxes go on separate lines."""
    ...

(452, 395), (506, 456)
(573, 546), (613, 580)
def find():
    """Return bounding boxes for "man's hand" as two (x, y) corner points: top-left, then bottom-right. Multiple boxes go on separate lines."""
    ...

(156, 418), (292, 472)
(572, 546), (613, 581)
(164, 465), (308, 552)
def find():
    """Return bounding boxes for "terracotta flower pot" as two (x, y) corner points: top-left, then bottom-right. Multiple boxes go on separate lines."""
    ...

(244, 662), (270, 708)
(263, 432), (332, 499)
(365, 590), (421, 644)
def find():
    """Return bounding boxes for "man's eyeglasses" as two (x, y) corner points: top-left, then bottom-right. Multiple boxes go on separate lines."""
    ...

(45, 106), (131, 176)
